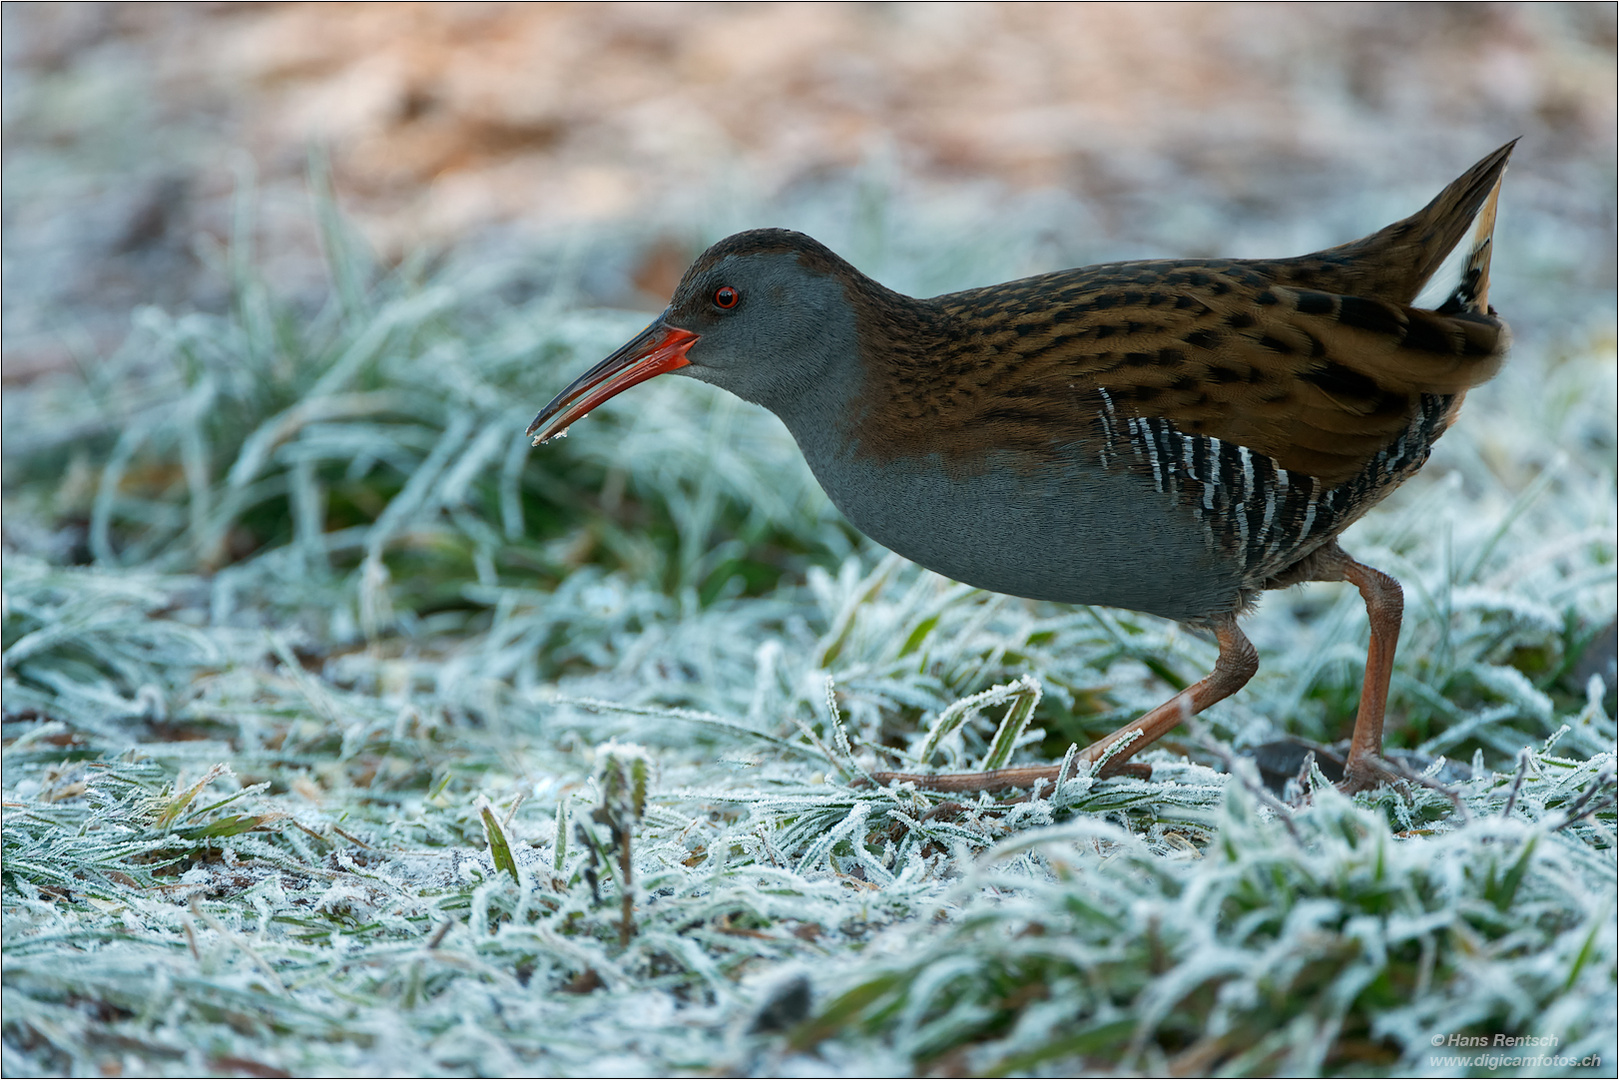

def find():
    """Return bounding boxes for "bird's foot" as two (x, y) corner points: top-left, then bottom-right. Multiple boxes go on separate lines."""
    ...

(1336, 752), (1402, 795)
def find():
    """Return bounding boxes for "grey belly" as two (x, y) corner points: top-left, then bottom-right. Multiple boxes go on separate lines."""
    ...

(800, 443), (1243, 623)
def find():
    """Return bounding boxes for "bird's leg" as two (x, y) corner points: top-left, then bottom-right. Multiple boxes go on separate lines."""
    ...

(1272, 541), (1405, 792)
(1079, 615), (1259, 776)
(1336, 556), (1404, 793)
(870, 616), (1258, 794)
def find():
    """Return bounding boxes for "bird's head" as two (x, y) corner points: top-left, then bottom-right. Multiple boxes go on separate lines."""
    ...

(526, 229), (866, 444)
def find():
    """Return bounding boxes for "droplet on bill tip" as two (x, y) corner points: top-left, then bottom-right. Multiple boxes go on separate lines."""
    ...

(532, 426), (570, 446)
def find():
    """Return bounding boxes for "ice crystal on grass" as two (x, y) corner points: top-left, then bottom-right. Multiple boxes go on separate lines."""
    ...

(789, 768), (1617, 1077)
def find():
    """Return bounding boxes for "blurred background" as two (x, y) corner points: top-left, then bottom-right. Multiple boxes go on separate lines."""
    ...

(4, 2), (1615, 376)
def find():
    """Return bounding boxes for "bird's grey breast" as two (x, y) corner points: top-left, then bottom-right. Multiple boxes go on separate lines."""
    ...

(792, 437), (1246, 623)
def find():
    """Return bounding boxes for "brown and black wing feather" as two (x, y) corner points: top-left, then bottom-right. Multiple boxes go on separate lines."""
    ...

(861, 143), (1513, 488)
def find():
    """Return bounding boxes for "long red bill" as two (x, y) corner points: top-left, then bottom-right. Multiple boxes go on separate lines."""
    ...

(526, 319), (700, 445)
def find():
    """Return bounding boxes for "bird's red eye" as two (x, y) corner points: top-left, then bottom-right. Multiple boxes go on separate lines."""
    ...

(713, 286), (740, 309)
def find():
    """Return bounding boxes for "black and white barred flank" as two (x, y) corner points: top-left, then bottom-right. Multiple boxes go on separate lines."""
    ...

(1098, 388), (1455, 585)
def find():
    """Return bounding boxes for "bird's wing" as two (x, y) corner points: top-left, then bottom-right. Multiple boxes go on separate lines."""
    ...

(873, 143), (1516, 487)
(873, 257), (1507, 487)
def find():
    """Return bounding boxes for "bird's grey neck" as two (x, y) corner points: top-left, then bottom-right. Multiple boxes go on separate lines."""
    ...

(769, 288), (945, 464)
(760, 343), (863, 454)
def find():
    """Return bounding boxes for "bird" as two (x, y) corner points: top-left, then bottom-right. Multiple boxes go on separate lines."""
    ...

(527, 142), (1515, 794)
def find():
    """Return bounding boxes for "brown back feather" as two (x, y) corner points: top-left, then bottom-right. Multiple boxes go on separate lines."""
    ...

(853, 143), (1514, 487)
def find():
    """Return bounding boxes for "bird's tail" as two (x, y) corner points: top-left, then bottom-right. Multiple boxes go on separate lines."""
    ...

(1306, 139), (1517, 306)
(1434, 162), (1505, 316)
